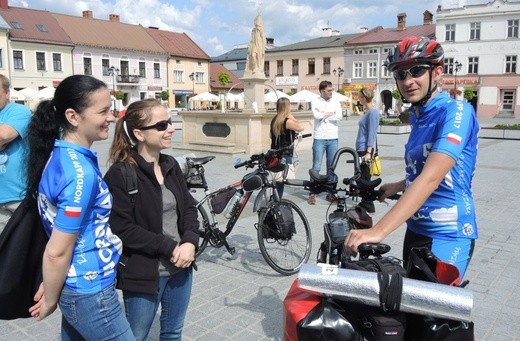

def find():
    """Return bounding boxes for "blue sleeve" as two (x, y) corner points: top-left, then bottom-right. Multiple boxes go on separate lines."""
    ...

(432, 101), (477, 160)
(1, 104), (31, 138)
(53, 164), (98, 234)
(366, 109), (380, 148)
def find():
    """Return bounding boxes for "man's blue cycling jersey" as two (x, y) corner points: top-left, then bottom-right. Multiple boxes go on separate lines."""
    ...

(38, 140), (122, 294)
(405, 91), (479, 240)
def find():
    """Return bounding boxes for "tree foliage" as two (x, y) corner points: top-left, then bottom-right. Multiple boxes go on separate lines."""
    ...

(218, 72), (231, 87)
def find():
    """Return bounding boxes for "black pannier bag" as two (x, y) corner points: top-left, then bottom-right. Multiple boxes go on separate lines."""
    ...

(210, 187), (237, 214)
(262, 201), (295, 239)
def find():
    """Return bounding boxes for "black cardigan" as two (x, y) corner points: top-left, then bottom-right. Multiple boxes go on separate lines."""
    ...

(104, 151), (199, 294)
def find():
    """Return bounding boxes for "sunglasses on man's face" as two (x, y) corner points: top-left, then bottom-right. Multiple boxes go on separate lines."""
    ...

(393, 65), (432, 81)
(139, 118), (172, 131)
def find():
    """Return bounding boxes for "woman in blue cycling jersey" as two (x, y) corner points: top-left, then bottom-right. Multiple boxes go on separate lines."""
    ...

(26, 75), (133, 340)
(345, 36), (479, 278)
(104, 99), (199, 341)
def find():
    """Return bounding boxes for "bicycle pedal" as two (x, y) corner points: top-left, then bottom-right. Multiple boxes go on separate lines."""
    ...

(228, 247), (236, 255)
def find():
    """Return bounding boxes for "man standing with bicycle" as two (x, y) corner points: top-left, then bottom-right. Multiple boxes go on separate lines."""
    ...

(345, 36), (479, 279)
(308, 80), (343, 204)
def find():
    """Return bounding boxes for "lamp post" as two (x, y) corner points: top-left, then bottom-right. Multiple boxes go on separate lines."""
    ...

(188, 72), (195, 110)
(333, 66), (344, 92)
(108, 66), (119, 116)
(453, 60), (462, 98)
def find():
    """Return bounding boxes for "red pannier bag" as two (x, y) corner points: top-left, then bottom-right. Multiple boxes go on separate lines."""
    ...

(283, 279), (321, 341)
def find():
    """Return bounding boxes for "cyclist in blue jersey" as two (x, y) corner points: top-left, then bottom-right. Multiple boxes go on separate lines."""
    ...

(345, 36), (479, 278)
(104, 99), (199, 341)
(26, 75), (134, 340)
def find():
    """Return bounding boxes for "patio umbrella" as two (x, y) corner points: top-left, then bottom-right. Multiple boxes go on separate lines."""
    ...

(9, 89), (26, 101)
(188, 91), (219, 102)
(264, 90), (289, 103)
(19, 87), (38, 98)
(289, 89), (318, 103)
(30, 87), (55, 101)
(226, 92), (244, 102)
(332, 91), (349, 102)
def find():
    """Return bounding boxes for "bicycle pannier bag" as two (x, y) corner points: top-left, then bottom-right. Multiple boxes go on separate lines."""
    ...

(370, 154), (382, 176)
(185, 166), (204, 188)
(267, 155), (286, 173)
(263, 202), (295, 239)
(210, 187), (237, 214)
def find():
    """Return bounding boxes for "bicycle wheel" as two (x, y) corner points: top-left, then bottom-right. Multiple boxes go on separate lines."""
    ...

(257, 199), (312, 275)
(195, 205), (210, 257)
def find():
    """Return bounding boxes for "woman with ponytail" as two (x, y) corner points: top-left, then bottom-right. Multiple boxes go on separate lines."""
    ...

(104, 99), (199, 341)
(27, 75), (133, 339)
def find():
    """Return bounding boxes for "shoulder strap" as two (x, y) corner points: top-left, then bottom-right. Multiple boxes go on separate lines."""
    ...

(120, 162), (138, 205)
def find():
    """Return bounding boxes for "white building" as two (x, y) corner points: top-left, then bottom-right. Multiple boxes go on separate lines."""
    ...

(436, 0), (520, 118)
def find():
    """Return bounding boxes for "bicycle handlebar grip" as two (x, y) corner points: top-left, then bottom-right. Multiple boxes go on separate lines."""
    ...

(298, 133), (312, 139)
(374, 190), (401, 201)
(234, 160), (248, 169)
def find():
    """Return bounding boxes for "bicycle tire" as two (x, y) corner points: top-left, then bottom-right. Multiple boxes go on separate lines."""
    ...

(257, 199), (312, 275)
(195, 205), (210, 258)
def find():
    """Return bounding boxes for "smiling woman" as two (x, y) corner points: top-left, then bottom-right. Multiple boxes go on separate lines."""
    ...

(104, 98), (199, 341)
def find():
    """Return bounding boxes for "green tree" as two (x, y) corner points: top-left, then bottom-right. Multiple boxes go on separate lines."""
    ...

(391, 89), (403, 113)
(464, 87), (474, 101)
(218, 72), (231, 87)
(160, 90), (169, 101)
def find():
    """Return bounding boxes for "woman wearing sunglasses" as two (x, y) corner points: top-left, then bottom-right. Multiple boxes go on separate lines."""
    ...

(345, 36), (479, 279)
(104, 99), (199, 341)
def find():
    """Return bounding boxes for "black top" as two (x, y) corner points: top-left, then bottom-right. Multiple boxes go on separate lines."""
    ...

(270, 117), (295, 151)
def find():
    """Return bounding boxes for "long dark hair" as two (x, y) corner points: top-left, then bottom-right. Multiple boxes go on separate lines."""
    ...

(26, 75), (107, 196)
(109, 98), (162, 166)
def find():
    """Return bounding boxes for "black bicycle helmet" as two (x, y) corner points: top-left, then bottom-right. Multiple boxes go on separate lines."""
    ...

(385, 36), (444, 71)
(385, 36), (444, 106)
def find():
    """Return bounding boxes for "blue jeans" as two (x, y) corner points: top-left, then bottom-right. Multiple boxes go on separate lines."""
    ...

(312, 139), (338, 193)
(123, 268), (193, 341)
(59, 283), (134, 341)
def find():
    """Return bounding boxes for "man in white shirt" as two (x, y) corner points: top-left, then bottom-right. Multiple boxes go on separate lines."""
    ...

(308, 81), (343, 204)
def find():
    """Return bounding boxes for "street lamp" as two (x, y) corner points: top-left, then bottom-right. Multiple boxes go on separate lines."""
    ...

(188, 72), (195, 110)
(333, 66), (344, 92)
(453, 60), (462, 97)
(108, 66), (119, 116)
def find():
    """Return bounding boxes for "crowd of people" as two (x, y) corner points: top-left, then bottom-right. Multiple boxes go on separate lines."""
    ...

(0, 35), (479, 338)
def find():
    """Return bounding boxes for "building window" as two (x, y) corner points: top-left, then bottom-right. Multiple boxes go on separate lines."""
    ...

(468, 57), (479, 74)
(139, 61), (146, 77)
(101, 59), (109, 75)
(11, 21), (22, 29)
(501, 90), (514, 111)
(0, 49), (3, 69)
(505, 55), (517, 73)
(308, 58), (315, 75)
(381, 64), (390, 78)
(13, 50), (23, 69)
(236, 61), (246, 70)
(264, 61), (269, 77)
(36, 24), (48, 32)
(354, 49), (363, 55)
(154, 63), (160, 78)
(445, 57), (454, 74)
(173, 70), (183, 83)
(470, 22), (480, 40)
(53, 53), (62, 72)
(195, 72), (204, 83)
(353, 62), (362, 78)
(367, 61), (377, 78)
(276, 60), (283, 76)
(508, 19), (519, 38)
(36, 52), (46, 71)
(83, 57), (92, 75)
(445, 24), (455, 41)
(369, 48), (377, 54)
(292, 59), (299, 75)
(323, 57), (331, 74)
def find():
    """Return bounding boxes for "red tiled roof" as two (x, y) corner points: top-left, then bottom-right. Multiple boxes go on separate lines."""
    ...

(145, 28), (209, 60)
(52, 13), (165, 54)
(0, 7), (73, 45)
(209, 64), (243, 91)
(347, 24), (436, 46)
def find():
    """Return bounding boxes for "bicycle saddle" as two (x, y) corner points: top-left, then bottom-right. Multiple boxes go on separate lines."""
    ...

(348, 177), (382, 189)
(186, 156), (215, 166)
(358, 243), (391, 259)
(308, 169), (331, 184)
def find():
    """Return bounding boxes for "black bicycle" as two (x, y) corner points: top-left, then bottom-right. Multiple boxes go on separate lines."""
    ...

(185, 141), (312, 276)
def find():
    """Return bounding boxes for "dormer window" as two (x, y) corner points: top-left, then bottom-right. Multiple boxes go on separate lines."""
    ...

(11, 21), (22, 29)
(36, 24), (48, 32)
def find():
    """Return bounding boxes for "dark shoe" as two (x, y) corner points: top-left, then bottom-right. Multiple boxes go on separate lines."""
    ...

(359, 201), (375, 214)
(308, 194), (316, 205)
(326, 194), (337, 202)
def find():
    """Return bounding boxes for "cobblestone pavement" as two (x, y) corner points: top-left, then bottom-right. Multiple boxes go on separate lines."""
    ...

(1, 115), (519, 340)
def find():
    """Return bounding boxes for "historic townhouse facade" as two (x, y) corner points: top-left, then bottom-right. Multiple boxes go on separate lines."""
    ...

(436, 0), (520, 118)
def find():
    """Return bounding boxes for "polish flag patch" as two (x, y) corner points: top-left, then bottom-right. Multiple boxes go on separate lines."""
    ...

(65, 206), (82, 218)
(446, 133), (462, 145)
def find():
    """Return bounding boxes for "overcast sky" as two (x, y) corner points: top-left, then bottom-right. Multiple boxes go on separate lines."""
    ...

(10, 0), (490, 57)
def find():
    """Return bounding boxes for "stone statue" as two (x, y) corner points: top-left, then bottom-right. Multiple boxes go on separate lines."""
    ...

(244, 14), (265, 77)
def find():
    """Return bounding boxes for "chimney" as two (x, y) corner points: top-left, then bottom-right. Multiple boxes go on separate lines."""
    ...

(360, 26), (369, 33)
(423, 10), (433, 25)
(109, 14), (120, 23)
(322, 27), (332, 37)
(397, 13), (407, 31)
(266, 37), (274, 47)
(332, 30), (340, 36)
(82, 10), (93, 19)
(0, 0), (8, 10)
(437, 5), (442, 12)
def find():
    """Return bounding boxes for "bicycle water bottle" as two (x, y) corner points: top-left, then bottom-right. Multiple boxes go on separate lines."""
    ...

(224, 191), (242, 219)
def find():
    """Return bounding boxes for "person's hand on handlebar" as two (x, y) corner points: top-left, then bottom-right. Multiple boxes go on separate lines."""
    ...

(378, 180), (405, 202)
(344, 227), (385, 258)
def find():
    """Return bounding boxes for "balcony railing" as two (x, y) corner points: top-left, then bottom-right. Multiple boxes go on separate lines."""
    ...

(117, 74), (140, 83)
